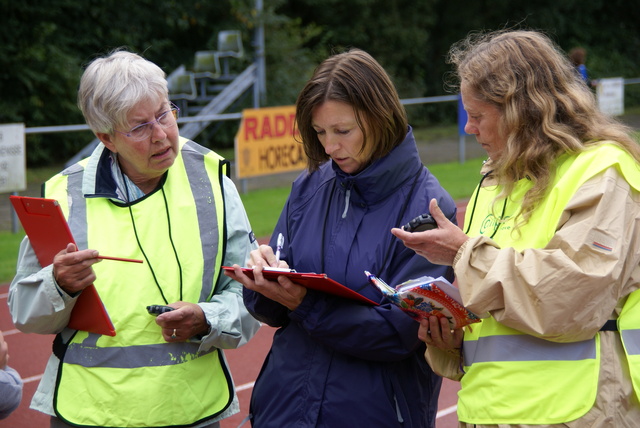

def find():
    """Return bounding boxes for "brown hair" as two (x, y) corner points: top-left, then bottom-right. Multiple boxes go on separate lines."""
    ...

(295, 48), (408, 172)
(568, 47), (586, 66)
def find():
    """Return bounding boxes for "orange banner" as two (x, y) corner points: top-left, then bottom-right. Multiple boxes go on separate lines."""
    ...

(234, 105), (306, 178)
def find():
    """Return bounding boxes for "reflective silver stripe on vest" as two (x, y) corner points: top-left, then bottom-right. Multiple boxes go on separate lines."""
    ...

(65, 166), (89, 250)
(64, 333), (214, 368)
(181, 140), (219, 302)
(622, 329), (640, 355)
(464, 335), (596, 366)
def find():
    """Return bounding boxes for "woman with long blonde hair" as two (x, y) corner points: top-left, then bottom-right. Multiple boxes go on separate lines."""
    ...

(393, 30), (640, 427)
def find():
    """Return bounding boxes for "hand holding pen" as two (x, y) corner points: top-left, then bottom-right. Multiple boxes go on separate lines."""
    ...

(225, 232), (304, 310)
(54, 243), (141, 295)
(243, 233), (293, 272)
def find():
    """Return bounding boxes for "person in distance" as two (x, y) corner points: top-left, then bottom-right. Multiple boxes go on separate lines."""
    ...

(0, 330), (23, 420)
(392, 29), (640, 427)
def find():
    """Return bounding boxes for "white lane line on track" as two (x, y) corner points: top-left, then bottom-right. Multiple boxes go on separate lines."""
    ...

(436, 404), (458, 418)
(235, 381), (255, 392)
(23, 374), (43, 384)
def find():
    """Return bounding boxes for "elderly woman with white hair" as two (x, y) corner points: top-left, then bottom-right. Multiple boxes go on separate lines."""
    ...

(9, 49), (260, 428)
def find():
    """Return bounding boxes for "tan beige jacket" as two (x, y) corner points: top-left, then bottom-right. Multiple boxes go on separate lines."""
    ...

(427, 166), (640, 428)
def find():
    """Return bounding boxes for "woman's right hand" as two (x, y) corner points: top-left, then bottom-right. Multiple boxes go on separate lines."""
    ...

(248, 244), (288, 269)
(53, 243), (101, 295)
(224, 260), (307, 311)
(391, 199), (469, 266)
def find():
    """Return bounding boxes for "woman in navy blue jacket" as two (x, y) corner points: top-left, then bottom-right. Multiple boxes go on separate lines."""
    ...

(226, 48), (457, 427)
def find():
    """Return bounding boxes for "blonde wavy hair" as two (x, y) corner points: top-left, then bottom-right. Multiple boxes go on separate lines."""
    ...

(447, 30), (640, 225)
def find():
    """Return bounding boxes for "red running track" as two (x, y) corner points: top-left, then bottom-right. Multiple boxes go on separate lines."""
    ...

(0, 202), (468, 428)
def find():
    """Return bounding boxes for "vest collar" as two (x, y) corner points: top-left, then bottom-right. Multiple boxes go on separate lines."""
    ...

(81, 143), (166, 203)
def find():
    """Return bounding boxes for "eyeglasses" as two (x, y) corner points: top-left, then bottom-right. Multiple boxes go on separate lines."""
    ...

(116, 104), (180, 141)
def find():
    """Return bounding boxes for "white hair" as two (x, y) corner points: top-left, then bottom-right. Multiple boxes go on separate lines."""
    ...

(78, 49), (168, 134)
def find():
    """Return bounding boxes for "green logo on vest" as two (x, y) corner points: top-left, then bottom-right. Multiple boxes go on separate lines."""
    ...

(479, 214), (511, 235)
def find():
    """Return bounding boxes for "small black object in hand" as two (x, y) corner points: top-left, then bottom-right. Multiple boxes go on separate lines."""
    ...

(146, 305), (175, 316)
(402, 213), (437, 232)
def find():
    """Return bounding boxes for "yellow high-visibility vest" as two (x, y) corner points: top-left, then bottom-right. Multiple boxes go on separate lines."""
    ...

(458, 143), (640, 424)
(48, 138), (233, 427)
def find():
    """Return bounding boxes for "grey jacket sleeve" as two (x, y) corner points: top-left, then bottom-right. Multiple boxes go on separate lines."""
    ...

(0, 366), (23, 419)
(197, 175), (261, 351)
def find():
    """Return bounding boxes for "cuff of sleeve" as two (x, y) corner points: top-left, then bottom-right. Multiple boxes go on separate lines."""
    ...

(50, 267), (80, 300)
(194, 320), (212, 341)
(424, 345), (464, 381)
(453, 239), (471, 269)
(289, 289), (320, 322)
(43, 266), (77, 310)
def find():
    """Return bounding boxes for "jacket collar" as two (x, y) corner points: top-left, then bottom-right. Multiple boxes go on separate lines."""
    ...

(80, 143), (122, 201)
(330, 126), (423, 204)
(81, 143), (158, 203)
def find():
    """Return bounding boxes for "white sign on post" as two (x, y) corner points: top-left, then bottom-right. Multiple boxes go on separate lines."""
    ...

(0, 123), (27, 193)
(596, 77), (625, 117)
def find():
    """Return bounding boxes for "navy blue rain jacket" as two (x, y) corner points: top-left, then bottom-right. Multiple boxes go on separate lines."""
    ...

(244, 127), (457, 427)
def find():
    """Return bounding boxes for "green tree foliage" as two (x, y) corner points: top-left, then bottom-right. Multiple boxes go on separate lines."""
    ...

(0, 0), (239, 165)
(274, 0), (438, 99)
(0, 0), (638, 165)
(428, 0), (640, 84)
(230, 0), (324, 107)
(275, 0), (640, 124)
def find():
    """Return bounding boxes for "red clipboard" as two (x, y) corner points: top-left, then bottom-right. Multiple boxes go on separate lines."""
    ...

(10, 195), (116, 336)
(222, 266), (378, 306)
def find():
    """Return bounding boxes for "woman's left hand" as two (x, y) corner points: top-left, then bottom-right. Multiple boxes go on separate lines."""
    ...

(156, 302), (209, 342)
(224, 261), (307, 311)
(391, 198), (469, 266)
(418, 316), (464, 353)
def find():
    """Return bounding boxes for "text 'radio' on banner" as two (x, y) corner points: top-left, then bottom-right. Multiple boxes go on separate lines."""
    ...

(234, 106), (306, 179)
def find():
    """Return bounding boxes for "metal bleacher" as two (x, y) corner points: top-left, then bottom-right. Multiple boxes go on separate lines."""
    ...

(167, 29), (251, 140)
(65, 30), (257, 168)
(216, 30), (245, 78)
(177, 63), (256, 140)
